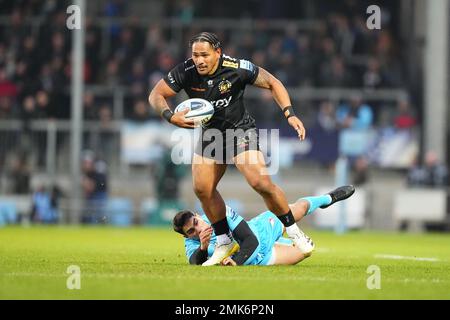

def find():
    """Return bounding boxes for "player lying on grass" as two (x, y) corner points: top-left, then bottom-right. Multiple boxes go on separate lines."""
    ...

(173, 185), (355, 266)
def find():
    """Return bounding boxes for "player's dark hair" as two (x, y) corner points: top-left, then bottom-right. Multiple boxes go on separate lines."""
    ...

(173, 210), (195, 235)
(189, 32), (221, 50)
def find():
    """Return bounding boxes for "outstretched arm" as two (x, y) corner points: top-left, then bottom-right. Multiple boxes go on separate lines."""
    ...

(253, 67), (292, 109)
(252, 67), (306, 140)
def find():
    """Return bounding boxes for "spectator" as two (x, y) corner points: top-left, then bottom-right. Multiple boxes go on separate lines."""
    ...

(0, 1), (412, 182)
(85, 17), (101, 84)
(336, 95), (373, 130)
(336, 95), (374, 167)
(153, 144), (187, 202)
(393, 98), (417, 130)
(318, 55), (354, 87)
(309, 100), (339, 169)
(130, 99), (151, 122)
(83, 91), (98, 121)
(353, 156), (369, 186)
(31, 184), (58, 223)
(101, 57), (121, 86)
(81, 151), (109, 223)
(50, 184), (64, 220)
(407, 151), (449, 188)
(362, 57), (385, 90)
(35, 89), (53, 118)
(98, 104), (115, 160)
(0, 67), (18, 118)
(0, 3), (408, 124)
(8, 153), (30, 194)
(173, 0), (194, 23)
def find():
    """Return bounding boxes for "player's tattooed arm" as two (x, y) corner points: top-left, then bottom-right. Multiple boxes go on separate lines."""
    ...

(252, 67), (293, 112)
(252, 67), (272, 89)
(148, 79), (178, 115)
(253, 67), (306, 140)
(149, 79), (195, 128)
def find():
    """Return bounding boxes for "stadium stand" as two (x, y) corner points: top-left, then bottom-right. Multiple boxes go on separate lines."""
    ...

(0, 0), (447, 230)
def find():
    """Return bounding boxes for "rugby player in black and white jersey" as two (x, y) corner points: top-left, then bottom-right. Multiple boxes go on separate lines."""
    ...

(149, 32), (313, 266)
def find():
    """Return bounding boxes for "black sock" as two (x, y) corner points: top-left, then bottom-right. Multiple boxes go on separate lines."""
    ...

(278, 210), (295, 227)
(212, 217), (230, 236)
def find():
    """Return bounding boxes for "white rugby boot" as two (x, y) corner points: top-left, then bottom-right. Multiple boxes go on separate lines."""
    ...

(202, 241), (240, 266)
(286, 224), (315, 256)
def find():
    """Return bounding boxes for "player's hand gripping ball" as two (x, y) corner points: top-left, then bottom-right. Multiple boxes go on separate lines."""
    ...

(174, 98), (214, 127)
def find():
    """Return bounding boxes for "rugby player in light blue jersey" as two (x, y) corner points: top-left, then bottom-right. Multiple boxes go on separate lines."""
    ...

(173, 185), (355, 266)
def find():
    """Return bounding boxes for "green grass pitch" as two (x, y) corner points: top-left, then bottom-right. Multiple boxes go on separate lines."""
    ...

(1, 226), (449, 299)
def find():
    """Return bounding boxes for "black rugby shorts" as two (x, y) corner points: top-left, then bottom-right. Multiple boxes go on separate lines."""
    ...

(194, 127), (260, 163)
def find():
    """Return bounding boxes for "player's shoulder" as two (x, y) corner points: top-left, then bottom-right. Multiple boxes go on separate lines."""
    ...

(183, 58), (196, 71)
(221, 54), (256, 72)
(173, 58), (196, 74)
(167, 59), (195, 86)
(221, 54), (239, 69)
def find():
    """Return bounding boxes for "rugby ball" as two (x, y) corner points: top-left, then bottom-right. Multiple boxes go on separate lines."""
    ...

(174, 98), (214, 126)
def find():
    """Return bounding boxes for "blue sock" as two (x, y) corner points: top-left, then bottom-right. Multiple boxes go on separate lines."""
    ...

(301, 195), (332, 215)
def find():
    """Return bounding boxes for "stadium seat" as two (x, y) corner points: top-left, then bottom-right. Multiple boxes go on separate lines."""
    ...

(140, 198), (158, 224)
(393, 189), (447, 223)
(313, 187), (366, 230)
(0, 196), (31, 222)
(0, 210), (4, 226)
(105, 198), (133, 227)
(0, 201), (18, 225)
(149, 200), (184, 225)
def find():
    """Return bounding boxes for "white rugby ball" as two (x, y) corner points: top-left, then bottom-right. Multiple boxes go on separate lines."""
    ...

(174, 98), (214, 126)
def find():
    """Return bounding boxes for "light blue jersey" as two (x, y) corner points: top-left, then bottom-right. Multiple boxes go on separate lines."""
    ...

(184, 206), (292, 265)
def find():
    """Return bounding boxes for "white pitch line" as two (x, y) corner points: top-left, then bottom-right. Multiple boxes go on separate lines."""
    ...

(315, 248), (331, 253)
(3, 272), (448, 285)
(374, 254), (440, 262)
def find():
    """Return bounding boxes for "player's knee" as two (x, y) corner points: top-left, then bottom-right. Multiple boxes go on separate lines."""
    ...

(250, 178), (275, 196)
(193, 183), (214, 200)
(298, 200), (309, 213)
(296, 249), (312, 264)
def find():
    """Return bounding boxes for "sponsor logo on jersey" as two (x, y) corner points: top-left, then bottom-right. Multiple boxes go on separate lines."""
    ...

(228, 207), (238, 221)
(222, 54), (237, 61)
(222, 60), (238, 69)
(269, 217), (275, 227)
(218, 79), (232, 94)
(239, 59), (254, 71)
(207, 80), (214, 87)
(236, 135), (249, 148)
(185, 64), (195, 71)
(167, 72), (175, 84)
(211, 96), (232, 108)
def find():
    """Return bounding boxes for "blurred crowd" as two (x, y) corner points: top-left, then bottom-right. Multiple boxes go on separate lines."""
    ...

(0, 0), (447, 227)
(0, 2), (440, 189)
(0, 0), (406, 124)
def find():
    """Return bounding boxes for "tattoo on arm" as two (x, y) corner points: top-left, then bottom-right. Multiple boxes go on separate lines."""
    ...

(253, 67), (272, 89)
(252, 67), (292, 110)
(152, 94), (170, 116)
(149, 79), (177, 115)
